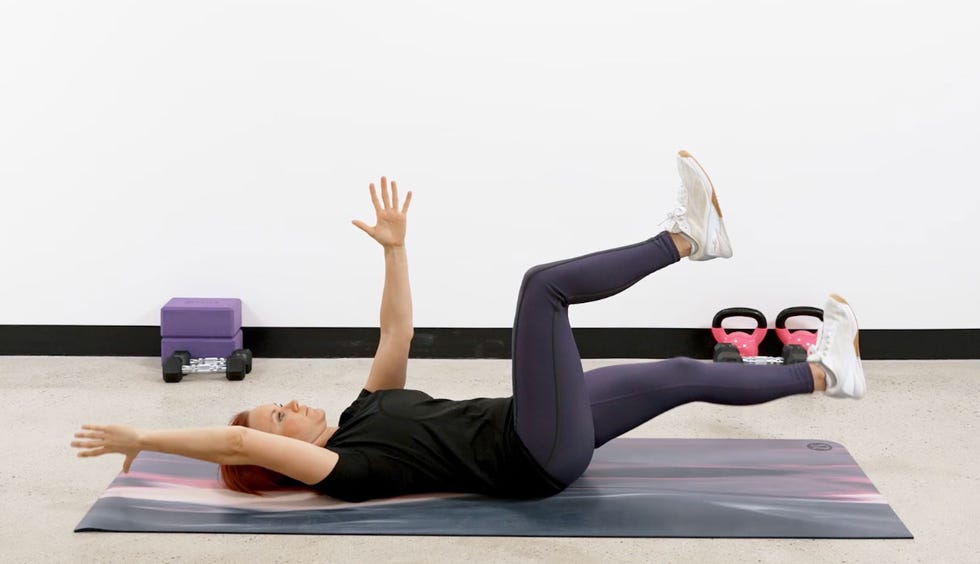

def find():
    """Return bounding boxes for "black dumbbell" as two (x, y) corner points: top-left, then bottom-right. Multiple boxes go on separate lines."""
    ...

(162, 351), (191, 383)
(241, 348), (253, 374)
(226, 349), (249, 381)
(713, 342), (744, 363)
(162, 350), (251, 382)
(781, 344), (809, 364)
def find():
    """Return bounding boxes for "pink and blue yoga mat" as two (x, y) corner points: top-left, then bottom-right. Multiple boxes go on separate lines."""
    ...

(75, 438), (911, 538)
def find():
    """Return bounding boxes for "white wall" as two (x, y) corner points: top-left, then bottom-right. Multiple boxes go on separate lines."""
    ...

(2, 1), (978, 329)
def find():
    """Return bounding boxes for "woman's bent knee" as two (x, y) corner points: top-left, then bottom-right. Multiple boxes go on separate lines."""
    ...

(521, 264), (550, 286)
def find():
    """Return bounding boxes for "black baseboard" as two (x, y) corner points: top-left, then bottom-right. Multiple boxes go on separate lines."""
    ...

(0, 326), (976, 360)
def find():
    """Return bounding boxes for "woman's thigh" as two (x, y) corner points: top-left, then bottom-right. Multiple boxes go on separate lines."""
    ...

(510, 267), (595, 486)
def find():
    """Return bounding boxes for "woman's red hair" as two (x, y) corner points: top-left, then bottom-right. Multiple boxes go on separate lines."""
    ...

(219, 411), (302, 495)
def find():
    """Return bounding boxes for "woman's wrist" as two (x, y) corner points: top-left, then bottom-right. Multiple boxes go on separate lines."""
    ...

(136, 429), (150, 450)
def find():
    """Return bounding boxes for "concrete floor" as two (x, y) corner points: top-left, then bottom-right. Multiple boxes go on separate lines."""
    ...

(1, 356), (977, 564)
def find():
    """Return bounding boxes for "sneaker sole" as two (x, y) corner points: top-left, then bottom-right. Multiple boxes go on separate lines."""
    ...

(830, 293), (861, 357)
(678, 150), (723, 218)
(829, 293), (865, 398)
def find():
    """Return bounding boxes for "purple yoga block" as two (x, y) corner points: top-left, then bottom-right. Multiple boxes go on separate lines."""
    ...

(161, 331), (243, 360)
(161, 297), (242, 338)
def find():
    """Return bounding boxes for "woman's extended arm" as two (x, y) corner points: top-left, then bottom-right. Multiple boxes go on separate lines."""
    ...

(72, 424), (338, 485)
(352, 176), (415, 392)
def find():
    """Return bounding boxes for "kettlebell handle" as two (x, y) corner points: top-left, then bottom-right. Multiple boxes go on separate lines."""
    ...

(712, 307), (768, 333)
(775, 306), (823, 329)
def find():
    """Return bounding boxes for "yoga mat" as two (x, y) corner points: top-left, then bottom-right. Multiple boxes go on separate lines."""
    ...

(75, 438), (912, 538)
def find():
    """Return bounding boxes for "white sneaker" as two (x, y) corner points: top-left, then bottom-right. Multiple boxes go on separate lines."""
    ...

(807, 294), (866, 399)
(663, 150), (733, 261)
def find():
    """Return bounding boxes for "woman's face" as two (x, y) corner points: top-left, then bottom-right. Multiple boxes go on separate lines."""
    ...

(247, 399), (327, 443)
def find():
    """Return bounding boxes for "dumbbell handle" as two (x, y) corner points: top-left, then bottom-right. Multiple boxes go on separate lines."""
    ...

(741, 355), (786, 365)
(183, 357), (230, 374)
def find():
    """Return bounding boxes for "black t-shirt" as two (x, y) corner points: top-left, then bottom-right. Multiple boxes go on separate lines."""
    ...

(313, 388), (565, 502)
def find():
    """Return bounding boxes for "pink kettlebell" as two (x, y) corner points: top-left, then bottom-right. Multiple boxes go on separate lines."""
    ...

(774, 306), (824, 364)
(711, 307), (768, 361)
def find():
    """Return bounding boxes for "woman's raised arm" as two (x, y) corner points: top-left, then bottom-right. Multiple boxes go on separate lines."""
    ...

(352, 176), (415, 392)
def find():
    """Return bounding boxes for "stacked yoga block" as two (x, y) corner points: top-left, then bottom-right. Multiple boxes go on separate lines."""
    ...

(160, 298), (243, 360)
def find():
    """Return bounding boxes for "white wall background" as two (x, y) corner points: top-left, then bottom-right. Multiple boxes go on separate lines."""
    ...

(2, 0), (978, 329)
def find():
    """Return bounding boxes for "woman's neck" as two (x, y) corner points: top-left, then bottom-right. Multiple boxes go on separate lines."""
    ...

(313, 426), (337, 447)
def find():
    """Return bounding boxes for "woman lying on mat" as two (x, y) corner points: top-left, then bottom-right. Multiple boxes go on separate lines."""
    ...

(72, 152), (866, 502)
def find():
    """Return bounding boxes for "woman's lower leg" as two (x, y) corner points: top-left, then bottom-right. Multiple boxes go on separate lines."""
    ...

(669, 232), (693, 258)
(584, 358), (816, 448)
(809, 362), (827, 391)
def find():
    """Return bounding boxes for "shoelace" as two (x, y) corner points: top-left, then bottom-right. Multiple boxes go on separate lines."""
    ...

(660, 204), (687, 230)
(809, 321), (837, 357)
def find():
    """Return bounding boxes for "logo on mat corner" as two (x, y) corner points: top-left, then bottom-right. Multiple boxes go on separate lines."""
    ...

(806, 442), (833, 451)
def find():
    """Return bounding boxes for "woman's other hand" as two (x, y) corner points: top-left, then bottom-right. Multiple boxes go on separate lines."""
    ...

(352, 176), (412, 248)
(71, 424), (142, 473)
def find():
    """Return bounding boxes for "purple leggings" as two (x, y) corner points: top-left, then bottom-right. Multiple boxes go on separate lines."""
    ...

(510, 231), (815, 486)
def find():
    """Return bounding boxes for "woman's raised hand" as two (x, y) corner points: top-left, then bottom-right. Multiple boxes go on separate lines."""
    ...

(352, 176), (412, 248)
(71, 424), (142, 473)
